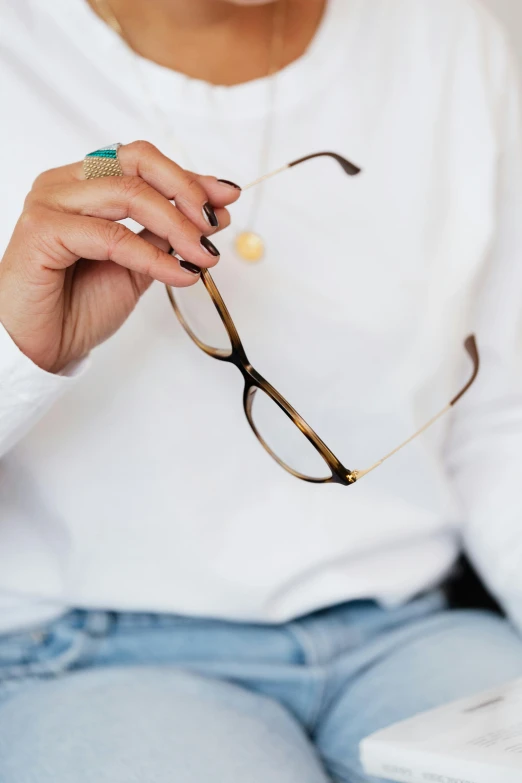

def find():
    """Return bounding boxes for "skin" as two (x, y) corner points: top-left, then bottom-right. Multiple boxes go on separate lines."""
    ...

(0, 1), (324, 373)
(97, 0), (326, 85)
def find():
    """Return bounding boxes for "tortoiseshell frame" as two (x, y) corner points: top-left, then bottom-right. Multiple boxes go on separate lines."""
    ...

(166, 152), (480, 485)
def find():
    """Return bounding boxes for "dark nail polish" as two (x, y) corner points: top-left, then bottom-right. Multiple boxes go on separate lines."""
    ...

(202, 202), (219, 228)
(217, 179), (241, 190)
(179, 259), (201, 275)
(200, 236), (220, 257)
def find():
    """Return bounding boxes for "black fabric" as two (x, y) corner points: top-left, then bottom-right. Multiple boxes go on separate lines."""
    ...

(444, 556), (504, 615)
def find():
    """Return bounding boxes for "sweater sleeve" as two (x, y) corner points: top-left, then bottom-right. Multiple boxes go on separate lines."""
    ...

(0, 322), (87, 459)
(445, 28), (522, 632)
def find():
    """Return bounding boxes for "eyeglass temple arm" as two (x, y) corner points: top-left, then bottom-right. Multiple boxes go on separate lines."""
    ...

(242, 152), (361, 191)
(352, 336), (480, 481)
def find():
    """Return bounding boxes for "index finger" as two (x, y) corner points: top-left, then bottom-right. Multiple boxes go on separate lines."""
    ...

(34, 143), (242, 211)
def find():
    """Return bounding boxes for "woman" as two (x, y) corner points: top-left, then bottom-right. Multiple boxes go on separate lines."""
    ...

(0, 0), (522, 780)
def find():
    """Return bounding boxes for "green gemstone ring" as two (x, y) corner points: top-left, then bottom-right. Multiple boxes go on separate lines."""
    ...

(83, 143), (123, 179)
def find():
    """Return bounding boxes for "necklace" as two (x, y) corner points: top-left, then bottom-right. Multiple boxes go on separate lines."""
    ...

(93, 0), (287, 264)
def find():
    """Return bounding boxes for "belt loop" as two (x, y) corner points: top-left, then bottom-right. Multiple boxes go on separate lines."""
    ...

(84, 611), (114, 638)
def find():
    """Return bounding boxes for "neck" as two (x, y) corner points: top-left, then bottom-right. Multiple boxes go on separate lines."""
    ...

(107, 0), (241, 30)
(88, 0), (326, 86)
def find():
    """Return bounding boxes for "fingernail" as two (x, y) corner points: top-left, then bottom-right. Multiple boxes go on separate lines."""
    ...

(200, 236), (220, 257)
(217, 179), (241, 190)
(202, 202), (219, 228)
(179, 259), (201, 275)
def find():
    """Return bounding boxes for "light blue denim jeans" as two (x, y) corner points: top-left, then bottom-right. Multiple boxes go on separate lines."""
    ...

(1, 591), (522, 782)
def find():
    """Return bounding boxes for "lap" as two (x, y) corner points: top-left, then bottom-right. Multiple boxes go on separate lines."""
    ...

(316, 609), (522, 783)
(0, 666), (329, 783)
(1, 605), (521, 783)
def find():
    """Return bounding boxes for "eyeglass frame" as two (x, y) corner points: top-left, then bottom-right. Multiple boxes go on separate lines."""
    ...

(166, 151), (480, 486)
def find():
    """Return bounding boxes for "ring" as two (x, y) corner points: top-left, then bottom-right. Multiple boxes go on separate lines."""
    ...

(83, 143), (123, 179)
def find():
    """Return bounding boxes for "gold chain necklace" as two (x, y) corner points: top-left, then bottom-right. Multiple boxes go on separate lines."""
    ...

(93, 0), (287, 263)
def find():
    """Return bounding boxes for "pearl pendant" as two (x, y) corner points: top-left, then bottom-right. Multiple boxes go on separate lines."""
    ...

(235, 231), (265, 262)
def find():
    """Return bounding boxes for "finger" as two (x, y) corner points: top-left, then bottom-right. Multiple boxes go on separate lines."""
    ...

(32, 144), (241, 231)
(138, 228), (170, 253)
(129, 229), (170, 296)
(31, 163), (80, 190)
(39, 213), (204, 287)
(36, 164), (241, 215)
(38, 176), (222, 269)
(192, 174), (242, 209)
(208, 207), (231, 233)
(118, 142), (242, 231)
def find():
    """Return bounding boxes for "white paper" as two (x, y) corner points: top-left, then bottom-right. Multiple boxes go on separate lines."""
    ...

(360, 678), (522, 783)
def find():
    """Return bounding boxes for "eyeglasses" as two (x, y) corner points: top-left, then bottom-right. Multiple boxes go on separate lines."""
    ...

(166, 152), (479, 485)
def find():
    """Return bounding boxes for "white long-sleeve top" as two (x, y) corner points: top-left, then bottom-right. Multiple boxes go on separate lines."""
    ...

(1, 0), (522, 633)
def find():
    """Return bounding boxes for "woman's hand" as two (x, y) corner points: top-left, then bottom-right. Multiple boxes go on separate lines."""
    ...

(0, 141), (240, 373)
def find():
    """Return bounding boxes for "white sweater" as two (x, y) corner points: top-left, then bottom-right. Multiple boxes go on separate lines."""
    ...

(1, 0), (522, 633)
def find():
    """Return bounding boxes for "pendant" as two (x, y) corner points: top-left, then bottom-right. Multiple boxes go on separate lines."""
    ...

(235, 231), (265, 263)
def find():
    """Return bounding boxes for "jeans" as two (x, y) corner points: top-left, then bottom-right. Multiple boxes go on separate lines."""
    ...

(0, 592), (522, 782)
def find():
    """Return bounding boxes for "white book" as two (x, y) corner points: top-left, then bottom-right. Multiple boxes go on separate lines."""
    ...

(360, 677), (522, 783)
